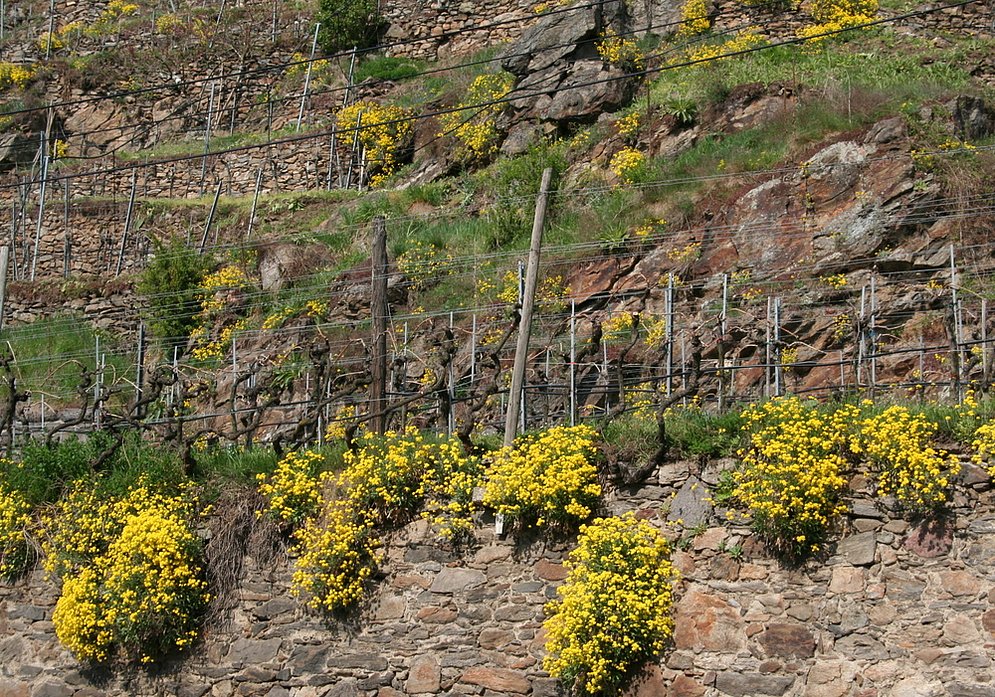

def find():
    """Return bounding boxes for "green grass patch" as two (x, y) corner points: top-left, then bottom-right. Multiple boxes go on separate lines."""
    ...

(1, 314), (133, 405)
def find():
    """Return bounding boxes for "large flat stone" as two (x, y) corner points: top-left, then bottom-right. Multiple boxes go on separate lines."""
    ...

(430, 568), (486, 594)
(460, 667), (530, 694)
(715, 672), (795, 696)
(837, 532), (876, 566)
(406, 656), (440, 694)
(225, 638), (283, 665)
(674, 586), (745, 652)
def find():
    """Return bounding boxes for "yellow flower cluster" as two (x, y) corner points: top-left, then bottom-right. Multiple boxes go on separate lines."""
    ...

(609, 147), (645, 184)
(972, 420), (995, 478)
(616, 112), (641, 140)
(262, 306), (296, 331)
(596, 31), (645, 70)
(0, 478), (31, 579)
(439, 72), (515, 162)
(823, 273), (848, 289)
(485, 270), (569, 312)
(733, 397), (849, 557)
(324, 404), (358, 441)
(677, 0), (710, 38)
(286, 52), (330, 79)
(46, 482), (207, 663)
(853, 405), (959, 512)
(483, 425), (601, 528)
(667, 242), (700, 265)
(257, 450), (326, 525)
(289, 429), (481, 611)
(603, 312), (635, 343)
(685, 29), (766, 63)
(833, 313), (852, 342)
(0, 63), (35, 89)
(154, 13), (182, 34)
(797, 0), (876, 42)
(643, 314), (667, 349)
(337, 101), (413, 187)
(191, 265), (251, 361)
(398, 240), (456, 291)
(543, 514), (676, 695)
(192, 318), (247, 361)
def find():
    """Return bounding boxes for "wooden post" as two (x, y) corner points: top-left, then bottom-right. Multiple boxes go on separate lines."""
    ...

(665, 274), (674, 396)
(718, 272), (727, 412)
(858, 285), (866, 388)
(0, 245), (9, 331)
(950, 245), (961, 399)
(370, 215), (388, 435)
(201, 82), (216, 194)
(246, 168), (262, 240)
(296, 23), (321, 132)
(872, 273), (881, 397)
(773, 296), (782, 397)
(45, 0), (54, 60)
(983, 299), (989, 386)
(199, 184), (222, 254)
(569, 299), (576, 426)
(63, 177), (70, 277)
(30, 155), (48, 281)
(504, 167), (553, 447)
(115, 169), (137, 276)
(135, 322), (146, 418)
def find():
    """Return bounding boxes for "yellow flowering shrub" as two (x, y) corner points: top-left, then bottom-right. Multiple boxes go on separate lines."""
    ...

(257, 450), (326, 525)
(609, 147), (645, 184)
(0, 63), (35, 89)
(852, 405), (959, 512)
(46, 482), (207, 663)
(543, 513), (676, 695)
(797, 0), (876, 41)
(677, 0), (710, 38)
(972, 420), (995, 478)
(616, 111), (641, 141)
(733, 397), (850, 558)
(190, 265), (251, 361)
(685, 29), (766, 63)
(398, 240), (455, 291)
(290, 429), (481, 611)
(336, 100), (413, 187)
(603, 312), (635, 343)
(483, 425), (601, 528)
(439, 72), (515, 162)
(0, 479), (31, 579)
(596, 31), (645, 70)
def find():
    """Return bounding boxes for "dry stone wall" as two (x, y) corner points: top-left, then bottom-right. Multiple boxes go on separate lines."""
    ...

(3, 456), (995, 696)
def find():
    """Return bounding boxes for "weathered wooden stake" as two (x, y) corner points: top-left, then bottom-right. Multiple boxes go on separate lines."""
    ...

(199, 184), (222, 254)
(246, 168), (262, 240)
(30, 155), (48, 281)
(296, 23), (321, 132)
(504, 167), (553, 448)
(0, 245), (9, 330)
(370, 216), (388, 434)
(569, 299), (576, 427)
(115, 169), (137, 276)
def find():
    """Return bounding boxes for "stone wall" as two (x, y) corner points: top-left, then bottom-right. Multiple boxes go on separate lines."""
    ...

(2, 455), (995, 697)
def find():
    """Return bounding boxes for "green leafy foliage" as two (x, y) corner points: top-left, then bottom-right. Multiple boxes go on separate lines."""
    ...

(317, 0), (382, 54)
(138, 239), (212, 349)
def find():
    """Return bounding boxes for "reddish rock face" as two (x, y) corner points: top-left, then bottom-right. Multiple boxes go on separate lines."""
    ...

(758, 623), (817, 658)
(459, 666), (531, 694)
(673, 586), (746, 652)
(904, 519), (953, 558)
